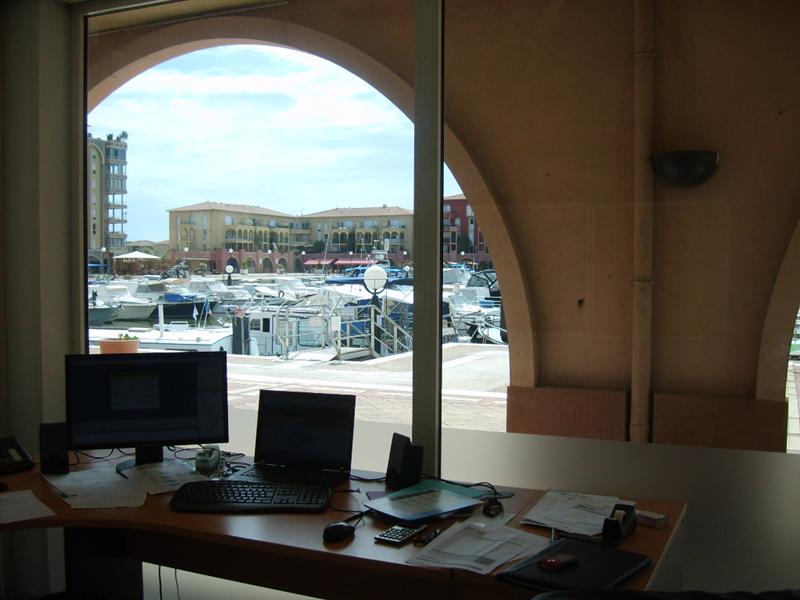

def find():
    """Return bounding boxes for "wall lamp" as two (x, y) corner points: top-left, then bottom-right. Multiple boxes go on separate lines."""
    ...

(651, 150), (719, 187)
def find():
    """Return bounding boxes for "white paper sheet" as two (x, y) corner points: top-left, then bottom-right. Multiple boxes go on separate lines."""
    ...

(44, 468), (148, 509)
(520, 489), (619, 536)
(123, 459), (206, 495)
(407, 523), (550, 575)
(42, 459), (206, 509)
(0, 490), (56, 524)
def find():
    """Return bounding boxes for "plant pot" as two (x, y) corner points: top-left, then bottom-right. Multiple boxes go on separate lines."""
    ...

(99, 339), (140, 354)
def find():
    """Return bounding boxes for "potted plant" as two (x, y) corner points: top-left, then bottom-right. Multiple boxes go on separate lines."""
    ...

(99, 333), (140, 354)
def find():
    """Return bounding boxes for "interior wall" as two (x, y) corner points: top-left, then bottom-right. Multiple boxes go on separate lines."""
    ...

(1, 0), (74, 596)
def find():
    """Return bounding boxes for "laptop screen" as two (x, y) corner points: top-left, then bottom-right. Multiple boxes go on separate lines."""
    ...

(254, 390), (356, 473)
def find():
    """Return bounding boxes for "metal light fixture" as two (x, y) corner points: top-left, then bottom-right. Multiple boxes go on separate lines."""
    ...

(225, 264), (234, 286)
(651, 150), (719, 187)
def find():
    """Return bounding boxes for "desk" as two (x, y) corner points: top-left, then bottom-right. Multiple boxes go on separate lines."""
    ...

(1, 461), (685, 600)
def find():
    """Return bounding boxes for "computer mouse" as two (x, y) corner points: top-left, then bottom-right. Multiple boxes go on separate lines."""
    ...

(323, 521), (355, 543)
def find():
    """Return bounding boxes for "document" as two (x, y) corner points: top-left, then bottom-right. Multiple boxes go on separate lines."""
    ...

(407, 522), (550, 575)
(0, 490), (56, 524)
(123, 460), (206, 495)
(520, 490), (619, 537)
(42, 460), (205, 509)
(44, 468), (148, 509)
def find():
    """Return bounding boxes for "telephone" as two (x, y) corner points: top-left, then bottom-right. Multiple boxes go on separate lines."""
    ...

(0, 436), (34, 475)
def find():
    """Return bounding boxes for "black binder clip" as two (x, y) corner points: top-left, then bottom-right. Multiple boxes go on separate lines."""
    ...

(602, 503), (637, 544)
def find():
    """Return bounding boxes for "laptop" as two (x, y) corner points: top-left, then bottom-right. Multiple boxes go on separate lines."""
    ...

(232, 389), (356, 488)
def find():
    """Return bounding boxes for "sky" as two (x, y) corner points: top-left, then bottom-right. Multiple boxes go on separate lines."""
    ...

(88, 44), (462, 242)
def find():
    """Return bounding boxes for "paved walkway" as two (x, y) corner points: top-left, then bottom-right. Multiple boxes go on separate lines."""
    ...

(226, 343), (509, 431)
(227, 350), (800, 453)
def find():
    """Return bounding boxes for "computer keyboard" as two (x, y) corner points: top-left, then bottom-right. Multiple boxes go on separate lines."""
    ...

(170, 480), (330, 513)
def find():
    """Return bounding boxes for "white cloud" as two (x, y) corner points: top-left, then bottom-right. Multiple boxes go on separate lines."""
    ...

(88, 44), (458, 241)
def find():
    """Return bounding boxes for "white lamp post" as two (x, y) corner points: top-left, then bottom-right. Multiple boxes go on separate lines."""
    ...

(363, 265), (388, 355)
(225, 264), (234, 286)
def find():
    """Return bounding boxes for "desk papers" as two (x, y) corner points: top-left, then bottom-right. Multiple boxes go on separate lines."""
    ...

(43, 460), (206, 509)
(44, 469), (148, 508)
(0, 490), (55, 524)
(520, 490), (619, 537)
(407, 523), (549, 575)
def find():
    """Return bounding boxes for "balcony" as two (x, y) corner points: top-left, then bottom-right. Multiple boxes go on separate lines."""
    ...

(106, 217), (127, 225)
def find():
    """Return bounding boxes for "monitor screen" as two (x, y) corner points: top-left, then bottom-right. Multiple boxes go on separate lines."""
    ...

(255, 390), (355, 473)
(66, 352), (229, 452)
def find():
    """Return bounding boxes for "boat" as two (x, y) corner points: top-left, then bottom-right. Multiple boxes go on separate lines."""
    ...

(89, 326), (233, 353)
(88, 304), (117, 326)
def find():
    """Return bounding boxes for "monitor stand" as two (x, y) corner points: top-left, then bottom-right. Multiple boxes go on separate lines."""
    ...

(115, 445), (164, 477)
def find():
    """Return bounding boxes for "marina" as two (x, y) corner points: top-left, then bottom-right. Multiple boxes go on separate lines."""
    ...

(88, 264), (508, 358)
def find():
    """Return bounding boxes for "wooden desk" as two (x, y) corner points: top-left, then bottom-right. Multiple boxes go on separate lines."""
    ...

(1, 461), (685, 599)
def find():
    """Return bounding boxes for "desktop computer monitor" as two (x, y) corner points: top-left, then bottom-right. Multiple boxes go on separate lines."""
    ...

(65, 351), (229, 473)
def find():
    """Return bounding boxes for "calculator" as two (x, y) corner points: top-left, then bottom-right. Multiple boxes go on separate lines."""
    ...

(374, 523), (428, 545)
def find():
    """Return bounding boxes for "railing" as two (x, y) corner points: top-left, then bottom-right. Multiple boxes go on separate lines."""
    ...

(271, 302), (412, 359)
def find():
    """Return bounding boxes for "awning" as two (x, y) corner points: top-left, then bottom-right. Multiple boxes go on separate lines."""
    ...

(304, 259), (321, 265)
(113, 250), (162, 260)
(304, 258), (338, 266)
(336, 259), (376, 266)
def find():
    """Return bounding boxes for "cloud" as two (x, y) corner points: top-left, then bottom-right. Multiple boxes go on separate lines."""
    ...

(88, 44), (460, 241)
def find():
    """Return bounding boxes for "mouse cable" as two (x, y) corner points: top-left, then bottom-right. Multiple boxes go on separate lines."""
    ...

(174, 567), (182, 600)
(76, 449), (115, 460)
(349, 473), (385, 483)
(422, 474), (500, 498)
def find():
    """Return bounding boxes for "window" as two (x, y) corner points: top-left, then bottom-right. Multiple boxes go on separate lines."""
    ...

(225, 215), (235, 226)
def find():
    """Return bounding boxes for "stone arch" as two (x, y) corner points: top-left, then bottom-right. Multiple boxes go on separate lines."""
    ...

(86, 13), (535, 385)
(277, 258), (288, 273)
(226, 256), (239, 271)
(293, 258), (304, 273)
(244, 258), (256, 272)
(757, 220), (800, 401)
(262, 258), (274, 273)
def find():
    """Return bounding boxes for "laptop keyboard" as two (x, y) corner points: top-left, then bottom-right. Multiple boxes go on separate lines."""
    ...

(170, 480), (330, 513)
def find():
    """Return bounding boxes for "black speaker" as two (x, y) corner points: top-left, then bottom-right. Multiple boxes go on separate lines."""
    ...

(39, 422), (69, 475)
(385, 433), (423, 490)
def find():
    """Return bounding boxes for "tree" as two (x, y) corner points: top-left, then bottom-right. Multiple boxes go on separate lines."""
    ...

(457, 233), (473, 253)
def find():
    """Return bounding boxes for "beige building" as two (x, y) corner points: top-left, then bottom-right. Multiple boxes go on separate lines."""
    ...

(168, 201), (295, 253)
(305, 205), (413, 255)
(168, 202), (414, 256)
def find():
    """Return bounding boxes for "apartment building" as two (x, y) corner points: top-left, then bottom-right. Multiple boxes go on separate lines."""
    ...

(86, 132), (128, 264)
(305, 205), (413, 255)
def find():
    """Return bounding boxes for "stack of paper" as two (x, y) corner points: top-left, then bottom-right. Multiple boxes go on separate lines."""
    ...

(43, 460), (207, 509)
(407, 523), (549, 575)
(0, 490), (55, 524)
(520, 490), (619, 537)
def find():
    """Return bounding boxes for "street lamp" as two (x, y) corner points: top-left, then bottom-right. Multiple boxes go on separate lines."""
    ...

(363, 265), (388, 356)
(225, 264), (234, 286)
(100, 246), (107, 275)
